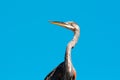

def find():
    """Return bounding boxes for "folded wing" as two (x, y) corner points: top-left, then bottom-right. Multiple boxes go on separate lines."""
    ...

(44, 62), (65, 80)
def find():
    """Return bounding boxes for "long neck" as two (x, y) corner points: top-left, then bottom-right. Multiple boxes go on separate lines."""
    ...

(65, 29), (80, 69)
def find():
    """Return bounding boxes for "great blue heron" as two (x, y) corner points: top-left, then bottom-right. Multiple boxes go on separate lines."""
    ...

(44, 21), (80, 80)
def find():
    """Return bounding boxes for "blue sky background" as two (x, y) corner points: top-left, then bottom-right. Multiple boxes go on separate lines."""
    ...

(0, 0), (120, 80)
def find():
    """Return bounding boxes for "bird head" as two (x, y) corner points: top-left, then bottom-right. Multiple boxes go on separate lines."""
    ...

(49, 21), (79, 32)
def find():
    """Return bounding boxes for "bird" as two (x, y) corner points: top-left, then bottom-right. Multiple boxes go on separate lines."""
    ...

(44, 21), (80, 80)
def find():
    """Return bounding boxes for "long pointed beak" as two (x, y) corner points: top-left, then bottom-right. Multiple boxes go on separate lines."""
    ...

(49, 21), (74, 30)
(49, 21), (67, 28)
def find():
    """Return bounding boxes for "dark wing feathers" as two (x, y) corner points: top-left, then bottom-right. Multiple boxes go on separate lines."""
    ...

(44, 62), (65, 80)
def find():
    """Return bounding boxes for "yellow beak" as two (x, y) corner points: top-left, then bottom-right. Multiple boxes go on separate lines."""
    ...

(49, 21), (75, 31)
(49, 21), (67, 28)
